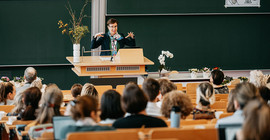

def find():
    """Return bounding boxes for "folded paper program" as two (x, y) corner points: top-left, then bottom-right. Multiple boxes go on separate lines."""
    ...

(99, 57), (112, 61)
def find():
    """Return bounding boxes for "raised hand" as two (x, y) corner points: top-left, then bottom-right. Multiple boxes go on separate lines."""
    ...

(94, 32), (104, 38)
(125, 32), (135, 39)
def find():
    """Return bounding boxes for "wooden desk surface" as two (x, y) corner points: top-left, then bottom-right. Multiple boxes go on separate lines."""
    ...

(66, 56), (154, 66)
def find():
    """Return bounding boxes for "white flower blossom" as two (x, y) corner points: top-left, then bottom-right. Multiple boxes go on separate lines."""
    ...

(189, 68), (199, 73)
(158, 51), (173, 66)
(249, 70), (267, 87)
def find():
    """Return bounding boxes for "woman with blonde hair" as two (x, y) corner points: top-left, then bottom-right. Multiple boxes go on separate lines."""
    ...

(237, 99), (270, 140)
(81, 83), (98, 100)
(216, 82), (259, 127)
(161, 90), (193, 119)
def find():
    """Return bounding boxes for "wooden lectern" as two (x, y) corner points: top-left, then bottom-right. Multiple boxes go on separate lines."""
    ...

(66, 48), (154, 77)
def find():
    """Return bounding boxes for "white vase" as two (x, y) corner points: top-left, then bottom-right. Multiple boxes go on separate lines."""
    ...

(190, 72), (197, 79)
(73, 44), (80, 63)
(203, 72), (210, 78)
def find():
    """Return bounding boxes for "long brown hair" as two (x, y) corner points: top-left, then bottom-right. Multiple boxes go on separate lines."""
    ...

(243, 99), (270, 140)
(71, 95), (98, 121)
(36, 84), (63, 124)
(0, 82), (14, 105)
(234, 82), (259, 109)
(21, 87), (42, 120)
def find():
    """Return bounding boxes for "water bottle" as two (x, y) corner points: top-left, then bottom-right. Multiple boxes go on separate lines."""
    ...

(170, 106), (181, 128)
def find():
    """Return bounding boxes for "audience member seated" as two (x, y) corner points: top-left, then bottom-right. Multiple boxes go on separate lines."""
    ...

(7, 92), (24, 116)
(113, 83), (167, 128)
(236, 99), (270, 140)
(216, 82), (259, 128)
(26, 84), (63, 130)
(210, 70), (229, 94)
(258, 86), (270, 104)
(0, 82), (16, 105)
(249, 70), (267, 88)
(16, 67), (37, 97)
(156, 79), (177, 108)
(193, 82), (215, 120)
(21, 87), (42, 120)
(30, 77), (45, 92)
(99, 90), (125, 124)
(161, 90), (193, 119)
(60, 95), (115, 139)
(142, 78), (162, 117)
(227, 89), (236, 113)
(64, 83), (83, 116)
(81, 83), (98, 101)
(266, 76), (270, 90)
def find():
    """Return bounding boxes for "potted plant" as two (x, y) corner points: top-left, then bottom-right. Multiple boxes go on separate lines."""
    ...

(58, 1), (90, 63)
(201, 67), (210, 78)
(189, 68), (199, 79)
(158, 50), (174, 77)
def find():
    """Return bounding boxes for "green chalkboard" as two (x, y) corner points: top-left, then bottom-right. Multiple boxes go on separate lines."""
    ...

(107, 0), (270, 14)
(107, 0), (270, 71)
(0, 0), (91, 65)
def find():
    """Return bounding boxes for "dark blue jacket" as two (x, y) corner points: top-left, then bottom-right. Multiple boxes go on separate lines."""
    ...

(90, 33), (136, 56)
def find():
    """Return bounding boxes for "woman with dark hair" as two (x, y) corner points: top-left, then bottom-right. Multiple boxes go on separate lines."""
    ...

(112, 83), (167, 128)
(25, 84), (63, 136)
(258, 86), (270, 104)
(60, 95), (114, 139)
(156, 79), (177, 108)
(64, 83), (83, 116)
(90, 18), (136, 56)
(21, 87), (42, 120)
(0, 82), (16, 105)
(193, 83), (215, 119)
(99, 90), (124, 124)
(210, 70), (229, 94)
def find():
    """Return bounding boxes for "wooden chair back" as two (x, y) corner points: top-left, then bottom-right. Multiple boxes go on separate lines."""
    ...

(37, 131), (54, 140)
(186, 83), (200, 95)
(227, 85), (236, 92)
(115, 85), (125, 95)
(150, 128), (218, 140)
(0, 105), (15, 113)
(67, 130), (139, 140)
(95, 85), (113, 100)
(219, 113), (233, 119)
(181, 119), (208, 126)
(215, 94), (229, 100)
(230, 79), (240, 85)
(62, 90), (73, 103)
(165, 119), (209, 127)
(210, 101), (227, 110)
(175, 83), (183, 91)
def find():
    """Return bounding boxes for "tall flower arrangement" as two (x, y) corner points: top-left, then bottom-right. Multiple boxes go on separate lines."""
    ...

(58, 1), (90, 44)
(158, 50), (174, 72)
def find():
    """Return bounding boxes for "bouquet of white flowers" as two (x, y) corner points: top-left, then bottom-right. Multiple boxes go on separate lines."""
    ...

(189, 68), (199, 73)
(158, 50), (174, 73)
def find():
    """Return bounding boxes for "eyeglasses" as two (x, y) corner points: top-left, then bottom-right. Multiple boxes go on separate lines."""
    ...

(108, 26), (118, 29)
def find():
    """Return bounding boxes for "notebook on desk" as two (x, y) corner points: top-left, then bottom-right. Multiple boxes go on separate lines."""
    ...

(53, 116), (75, 140)
(218, 123), (242, 140)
